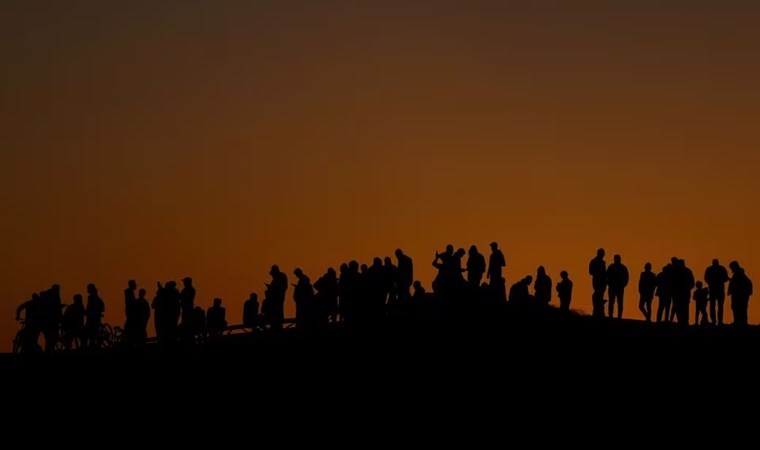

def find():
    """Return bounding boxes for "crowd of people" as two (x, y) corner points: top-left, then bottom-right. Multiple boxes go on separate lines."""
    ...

(12, 243), (754, 353)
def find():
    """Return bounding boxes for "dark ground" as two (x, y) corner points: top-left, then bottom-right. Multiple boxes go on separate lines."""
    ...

(3, 304), (758, 441)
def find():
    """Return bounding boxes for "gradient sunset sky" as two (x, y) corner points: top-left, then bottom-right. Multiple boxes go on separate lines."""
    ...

(2, 1), (759, 350)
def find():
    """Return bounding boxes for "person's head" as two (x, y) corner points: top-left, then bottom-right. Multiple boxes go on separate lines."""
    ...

(51, 284), (60, 292)
(524, 275), (533, 284)
(384, 256), (393, 265)
(413, 281), (422, 290)
(73, 294), (83, 304)
(360, 264), (368, 273)
(327, 267), (337, 277)
(395, 248), (404, 258)
(729, 260), (741, 273)
(644, 262), (652, 272)
(490, 242), (499, 251)
(270, 265), (280, 275)
(560, 270), (569, 280)
(456, 248), (466, 257)
(213, 298), (222, 307)
(349, 260), (359, 271)
(671, 257), (679, 265)
(340, 263), (349, 273)
(696, 281), (703, 289)
(249, 293), (258, 301)
(712, 258), (720, 266)
(537, 266), (546, 276)
(182, 277), (193, 287)
(597, 248), (605, 258)
(614, 254), (621, 263)
(87, 283), (96, 294)
(128, 280), (137, 289)
(138, 288), (146, 298)
(294, 268), (303, 277)
(469, 245), (478, 254)
(445, 244), (454, 254)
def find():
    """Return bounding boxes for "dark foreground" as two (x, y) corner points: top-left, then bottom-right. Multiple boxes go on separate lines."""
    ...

(4, 304), (759, 439)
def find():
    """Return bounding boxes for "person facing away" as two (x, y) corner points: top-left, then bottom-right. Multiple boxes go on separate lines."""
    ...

(704, 259), (729, 326)
(41, 284), (63, 353)
(207, 298), (227, 337)
(124, 280), (138, 343)
(395, 249), (414, 302)
(243, 293), (260, 329)
(412, 281), (427, 302)
(693, 282), (710, 326)
(267, 265), (289, 329)
(134, 288), (151, 344)
(180, 277), (196, 332)
(534, 266), (552, 305)
(606, 254), (629, 319)
(487, 242), (506, 287)
(556, 271), (573, 313)
(466, 245), (487, 288)
(655, 264), (673, 323)
(589, 248), (607, 318)
(62, 294), (85, 350)
(314, 268), (339, 324)
(292, 268), (314, 327)
(85, 283), (105, 348)
(728, 261), (753, 327)
(638, 263), (658, 322)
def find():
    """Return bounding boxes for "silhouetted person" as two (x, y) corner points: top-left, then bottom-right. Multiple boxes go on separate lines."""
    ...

(16, 293), (43, 353)
(589, 248), (607, 318)
(85, 283), (105, 349)
(124, 280), (138, 344)
(207, 298), (227, 337)
(315, 268), (339, 324)
(266, 265), (288, 330)
(655, 264), (673, 323)
(395, 249), (414, 303)
(693, 281), (709, 326)
(432, 244), (455, 295)
(606, 254), (629, 319)
(384, 256), (399, 306)
(509, 276), (533, 305)
(62, 294), (85, 350)
(556, 271), (573, 313)
(671, 258), (695, 326)
(41, 284), (63, 353)
(728, 261), (753, 327)
(134, 288), (150, 344)
(243, 293), (260, 329)
(466, 245), (487, 288)
(705, 259), (729, 326)
(180, 277), (197, 338)
(193, 306), (206, 338)
(487, 242), (506, 287)
(293, 268), (314, 328)
(534, 266), (552, 305)
(638, 263), (657, 322)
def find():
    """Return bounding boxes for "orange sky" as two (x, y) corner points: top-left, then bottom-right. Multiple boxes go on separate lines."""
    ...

(1, 1), (759, 351)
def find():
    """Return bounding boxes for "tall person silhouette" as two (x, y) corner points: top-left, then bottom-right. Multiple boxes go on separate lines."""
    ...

(589, 248), (607, 318)
(638, 263), (657, 322)
(704, 259), (729, 326)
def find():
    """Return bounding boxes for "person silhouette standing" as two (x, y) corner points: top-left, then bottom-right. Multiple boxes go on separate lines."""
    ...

(267, 265), (288, 330)
(293, 268), (314, 328)
(638, 263), (657, 322)
(466, 245), (487, 289)
(395, 249), (414, 303)
(124, 280), (138, 344)
(487, 242), (506, 287)
(180, 277), (196, 338)
(85, 283), (105, 349)
(693, 281), (709, 326)
(728, 261), (753, 327)
(704, 259), (729, 326)
(589, 248), (607, 318)
(62, 294), (85, 350)
(606, 255), (629, 319)
(534, 266), (552, 305)
(207, 298), (227, 337)
(556, 271), (573, 313)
